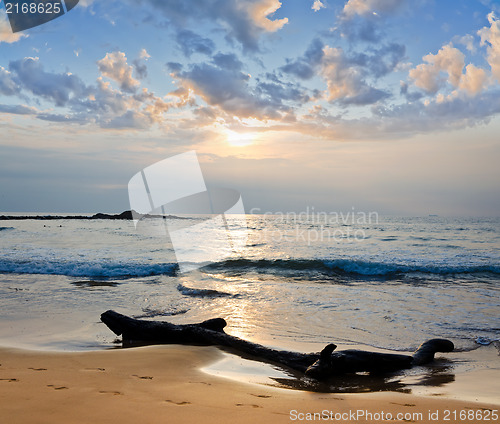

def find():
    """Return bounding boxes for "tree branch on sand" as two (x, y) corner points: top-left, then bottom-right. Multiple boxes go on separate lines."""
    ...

(101, 310), (454, 380)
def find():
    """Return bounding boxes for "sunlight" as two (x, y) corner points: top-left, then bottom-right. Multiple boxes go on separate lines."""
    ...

(225, 130), (256, 147)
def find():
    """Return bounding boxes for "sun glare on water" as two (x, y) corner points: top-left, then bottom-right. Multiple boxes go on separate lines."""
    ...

(226, 130), (256, 147)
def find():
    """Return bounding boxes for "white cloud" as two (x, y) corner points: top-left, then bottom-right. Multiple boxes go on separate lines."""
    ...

(478, 12), (500, 82)
(139, 49), (151, 60)
(455, 34), (477, 53)
(409, 40), (494, 97)
(409, 44), (465, 94)
(97, 52), (140, 93)
(248, 0), (288, 32)
(312, 0), (325, 12)
(343, 0), (405, 18)
(0, 14), (28, 44)
(78, 0), (96, 7)
(458, 64), (489, 95)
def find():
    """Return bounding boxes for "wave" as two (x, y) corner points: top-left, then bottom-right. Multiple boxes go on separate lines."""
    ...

(0, 259), (177, 278)
(177, 283), (240, 298)
(203, 258), (500, 277)
(1, 256), (498, 279)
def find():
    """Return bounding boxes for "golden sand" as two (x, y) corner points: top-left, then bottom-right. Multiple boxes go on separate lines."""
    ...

(0, 345), (498, 424)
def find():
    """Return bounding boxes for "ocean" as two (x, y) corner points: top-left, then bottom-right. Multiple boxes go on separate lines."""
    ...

(1, 213), (498, 357)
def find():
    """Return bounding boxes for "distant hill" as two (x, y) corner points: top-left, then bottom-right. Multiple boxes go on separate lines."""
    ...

(0, 210), (193, 220)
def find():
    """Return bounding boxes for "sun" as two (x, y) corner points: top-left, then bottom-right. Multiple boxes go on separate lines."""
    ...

(225, 130), (256, 147)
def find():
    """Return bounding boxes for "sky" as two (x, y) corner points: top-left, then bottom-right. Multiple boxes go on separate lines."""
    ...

(1, 0), (500, 215)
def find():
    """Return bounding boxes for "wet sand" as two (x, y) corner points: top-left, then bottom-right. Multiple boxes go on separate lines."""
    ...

(1, 345), (498, 424)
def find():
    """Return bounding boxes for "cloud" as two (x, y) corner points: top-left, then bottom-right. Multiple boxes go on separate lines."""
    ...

(0, 104), (37, 115)
(176, 29), (216, 57)
(372, 89), (500, 134)
(409, 43), (491, 97)
(212, 52), (244, 71)
(400, 81), (423, 102)
(458, 64), (489, 95)
(139, 49), (151, 60)
(281, 37), (403, 105)
(166, 62), (183, 73)
(0, 14), (28, 44)
(321, 46), (390, 105)
(0, 55), (182, 130)
(478, 0), (500, 14)
(101, 110), (153, 129)
(325, 46), (397, 105)
(97, 52), (140, 93)
(478, 12), (500, 82)
(409, 44), (465, 94)
(33, 76), (176, 129)
(0, 66), (21, 96)
(133, 50), (150, 80)
(256, 75), (311, 104)
(90, 77), (131, 116)
(281, 38), (325, 80)
(342, 0), (406, 18)
(36, 113), (88, 123)
(455, 34), (477, 53)
(282, 85), (500, 141)
(85, 78), (174, 128)
(171, 62), (267, 119)
(312, 0), (325, 12)
(2, 2), (499, 142)
(132, 59), (148, 80)
(337, 0), (410, 43)
(248, 0), (288, 32)
(351, 43), (406, 78)
(222, 0), (288, 51)
(8, 57), (89, 107)
(169, 53), (310, 120)
(131, 0), (287, 52)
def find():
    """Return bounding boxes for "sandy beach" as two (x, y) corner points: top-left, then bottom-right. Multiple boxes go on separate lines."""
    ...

(2, 0), (500, 422)
(1, 345), (498, 424)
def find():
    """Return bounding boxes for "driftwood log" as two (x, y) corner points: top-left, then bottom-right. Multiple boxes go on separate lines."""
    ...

(101, 310), (454, 380)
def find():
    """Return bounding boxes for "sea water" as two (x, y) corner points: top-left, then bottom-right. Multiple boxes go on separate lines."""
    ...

(0, 214), (499, 355)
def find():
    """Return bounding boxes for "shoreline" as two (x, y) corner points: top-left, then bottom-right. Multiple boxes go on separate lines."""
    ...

(1, 345), (498, 424)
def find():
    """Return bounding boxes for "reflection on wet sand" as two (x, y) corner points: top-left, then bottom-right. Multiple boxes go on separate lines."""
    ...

(203, 350), (457, 395)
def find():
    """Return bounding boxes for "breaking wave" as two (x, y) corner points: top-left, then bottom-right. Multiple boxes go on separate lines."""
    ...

(1, 256), (498, 279)
(0, 259), (177, 278)
(204, 258), (500, 277)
